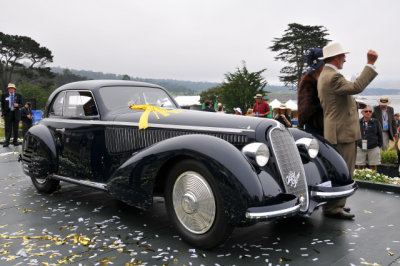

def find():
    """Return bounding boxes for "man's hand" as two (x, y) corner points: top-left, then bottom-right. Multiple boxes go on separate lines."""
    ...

(14, 103), (18, 107)
(367, 50), (378, 65)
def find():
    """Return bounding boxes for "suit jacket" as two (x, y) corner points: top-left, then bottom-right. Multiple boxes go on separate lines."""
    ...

(1, 92), (23, 120)
(318, 65), (378, 144)
(371, 105), (397, 140)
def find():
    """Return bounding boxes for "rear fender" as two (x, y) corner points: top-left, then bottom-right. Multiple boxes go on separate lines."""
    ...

(21, 125), (58, 177)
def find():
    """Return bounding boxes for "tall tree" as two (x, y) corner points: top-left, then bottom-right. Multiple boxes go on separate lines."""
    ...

(219, 61), (267, 114)
(269, 23), (330, 89)
(199, 86), (222, 105)
(0, 32), (53, 93)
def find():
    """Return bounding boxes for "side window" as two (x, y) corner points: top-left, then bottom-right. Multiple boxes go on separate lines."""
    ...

(49, 92), (65, 117)
(63, 91), (99, 118)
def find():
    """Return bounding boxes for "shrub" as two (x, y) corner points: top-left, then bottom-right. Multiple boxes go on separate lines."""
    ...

(380, 150), (398, 164)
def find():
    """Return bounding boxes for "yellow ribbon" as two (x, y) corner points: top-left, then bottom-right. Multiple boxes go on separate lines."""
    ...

(130, 104), (183, 129)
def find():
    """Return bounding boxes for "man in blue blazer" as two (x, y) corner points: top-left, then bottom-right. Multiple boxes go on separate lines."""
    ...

(1, 83), (23, 147)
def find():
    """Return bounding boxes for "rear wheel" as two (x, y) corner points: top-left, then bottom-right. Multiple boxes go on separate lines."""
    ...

(31, 176), (60, 194)
(165, 159), (233, 249)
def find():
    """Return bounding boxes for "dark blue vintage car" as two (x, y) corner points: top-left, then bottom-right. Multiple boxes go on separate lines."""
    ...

(21, 80), (357, 249)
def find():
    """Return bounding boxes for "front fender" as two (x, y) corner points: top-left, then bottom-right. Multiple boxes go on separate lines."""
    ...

(108, 134), (266, 221)
(289, 128), (351, 186)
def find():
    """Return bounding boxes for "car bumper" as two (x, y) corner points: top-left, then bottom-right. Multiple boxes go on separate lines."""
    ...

(245, 195), (301, 220)
(245, 181), (358, 220)
(310, 180), (358, 200)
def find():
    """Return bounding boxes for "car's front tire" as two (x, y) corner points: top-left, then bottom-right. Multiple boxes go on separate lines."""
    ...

(165, 159), (233, 249)
(31, 176), (60, 194)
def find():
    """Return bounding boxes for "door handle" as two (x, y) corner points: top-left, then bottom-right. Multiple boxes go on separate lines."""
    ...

(56, 128), (65, 133)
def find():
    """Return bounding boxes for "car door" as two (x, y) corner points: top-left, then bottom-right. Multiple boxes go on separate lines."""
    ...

(49, 90), (108, 182)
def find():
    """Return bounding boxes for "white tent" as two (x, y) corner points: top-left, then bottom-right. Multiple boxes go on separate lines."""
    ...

(285, 99), (298, 111)
(174, 96), (202, 110)
(269, 99), (281, 110)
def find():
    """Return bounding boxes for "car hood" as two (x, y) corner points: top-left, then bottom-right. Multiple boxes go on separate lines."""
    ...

(112, 109), (269, 134)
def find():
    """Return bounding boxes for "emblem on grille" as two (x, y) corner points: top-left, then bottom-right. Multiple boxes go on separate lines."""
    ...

(285, 171), (300, 188)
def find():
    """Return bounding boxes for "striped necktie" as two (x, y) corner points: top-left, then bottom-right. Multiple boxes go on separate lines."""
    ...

(10, 93), (14, 108)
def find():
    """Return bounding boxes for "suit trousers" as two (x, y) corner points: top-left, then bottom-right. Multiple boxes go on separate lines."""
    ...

(382, 131), (389, 151)
(4, 112), (19, 144)
(323, 142), (356, 214)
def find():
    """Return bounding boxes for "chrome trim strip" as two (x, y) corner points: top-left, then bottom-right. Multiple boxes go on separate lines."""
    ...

(42, 118), (255, 133)
(245, 204), (301, 219)
(51, 174), (107, 191)
(311, 188), (356, 198)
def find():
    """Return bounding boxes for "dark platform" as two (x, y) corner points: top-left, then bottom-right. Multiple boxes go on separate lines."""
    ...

(1, 146), (400, 265)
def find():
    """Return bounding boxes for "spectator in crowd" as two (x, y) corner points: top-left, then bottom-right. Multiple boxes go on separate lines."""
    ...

(395, 113), (400, 170)
(297, 48), (325, 136)
(21, 101), (33, 137)
(216, 103), (224, 113)
(372, 96), (397, 151)
(245, 108), (254, 116)
(273, 103), (292, 127)
(252, 94), (270, 118)
(356, 105), (382, 171)
(203, 100), (215, 112)
(233, 107), (242, 115)
(1, 83), (23, 147)
(318, 42), (378, 220)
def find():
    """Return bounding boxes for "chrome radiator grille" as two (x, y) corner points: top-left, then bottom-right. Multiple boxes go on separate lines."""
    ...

(269, 124), (309, 212)
(105, 127), (248, 154)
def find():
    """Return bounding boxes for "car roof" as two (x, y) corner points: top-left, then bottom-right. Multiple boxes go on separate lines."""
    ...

(55, 80), (163, 93)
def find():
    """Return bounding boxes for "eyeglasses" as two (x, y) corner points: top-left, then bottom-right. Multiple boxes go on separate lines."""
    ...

(363, 110), (372, 113)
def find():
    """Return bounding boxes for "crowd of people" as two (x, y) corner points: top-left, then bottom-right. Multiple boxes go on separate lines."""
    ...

(1, 83), (33, 147)
(202, 42), (385, 220)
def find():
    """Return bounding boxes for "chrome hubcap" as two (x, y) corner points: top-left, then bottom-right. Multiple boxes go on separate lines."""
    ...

(35, 177), (47, 185)
(172, 171), (216, 234)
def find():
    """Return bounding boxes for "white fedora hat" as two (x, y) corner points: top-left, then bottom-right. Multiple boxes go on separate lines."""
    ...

(319, 43), (349, 60)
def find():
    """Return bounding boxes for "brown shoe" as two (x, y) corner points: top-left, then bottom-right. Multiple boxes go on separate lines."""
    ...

(343, 207), (351, 213)
(325, 211), (355, 220)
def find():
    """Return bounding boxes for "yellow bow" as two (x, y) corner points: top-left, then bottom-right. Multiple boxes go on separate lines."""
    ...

(130, 104), (183, 129)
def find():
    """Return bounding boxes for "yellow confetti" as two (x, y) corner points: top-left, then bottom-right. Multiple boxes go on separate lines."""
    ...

(23, 208), (34, 213)
(279, 257), (292, 262)
(6, 255), (17, 261)
(29, 252), (46, 257)
(363, 210), (372, 214)
(0, 224), (8, 228)
(361, 262), (381, 266)
(388, 251), (394, 256)
(130, 104), (183, 129)
(0, 250), (9, 255)
(97, 256), (116, 265)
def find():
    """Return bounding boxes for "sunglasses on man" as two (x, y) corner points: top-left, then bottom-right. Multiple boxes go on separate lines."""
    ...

(363, 110), (372, 113)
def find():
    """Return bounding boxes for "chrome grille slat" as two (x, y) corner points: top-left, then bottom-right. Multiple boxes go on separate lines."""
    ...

(105, 127), (249, 154)
(269, 124), (309, 212)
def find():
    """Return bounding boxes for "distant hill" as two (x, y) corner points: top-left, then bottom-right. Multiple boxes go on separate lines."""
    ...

(51, 67), (219, 95)
(359, 88), (400, 96)
(50, 67), (400, 96)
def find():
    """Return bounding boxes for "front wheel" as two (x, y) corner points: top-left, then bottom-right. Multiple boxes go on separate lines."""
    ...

(165, 159), (233, 249)
(31, 176), (60, 194)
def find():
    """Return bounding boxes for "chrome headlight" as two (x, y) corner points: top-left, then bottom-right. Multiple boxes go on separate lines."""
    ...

(295, 138), (319, 158)
(242, 143), (270, 167)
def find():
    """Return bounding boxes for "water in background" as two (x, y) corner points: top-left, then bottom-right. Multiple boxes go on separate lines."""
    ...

(355, 95), (400, 117)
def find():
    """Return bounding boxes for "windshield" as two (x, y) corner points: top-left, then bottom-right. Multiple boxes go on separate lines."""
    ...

(98, 86), (177, 111)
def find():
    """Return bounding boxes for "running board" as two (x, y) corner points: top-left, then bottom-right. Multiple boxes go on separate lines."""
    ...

(51, 174), (108, 192)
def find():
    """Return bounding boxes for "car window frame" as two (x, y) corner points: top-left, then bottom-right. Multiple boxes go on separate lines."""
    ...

(48, 90), (101, 120)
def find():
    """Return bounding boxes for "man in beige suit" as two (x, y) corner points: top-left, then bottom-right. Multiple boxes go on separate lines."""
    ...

(318, 43), (378, 220)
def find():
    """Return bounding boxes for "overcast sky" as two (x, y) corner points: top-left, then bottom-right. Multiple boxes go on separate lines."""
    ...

(1, 0), (399, 87)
